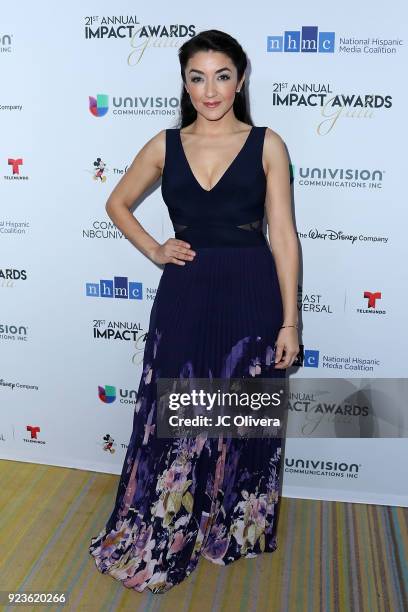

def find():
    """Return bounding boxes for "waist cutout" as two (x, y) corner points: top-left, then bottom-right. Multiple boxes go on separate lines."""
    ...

(173, 223), (267, 248)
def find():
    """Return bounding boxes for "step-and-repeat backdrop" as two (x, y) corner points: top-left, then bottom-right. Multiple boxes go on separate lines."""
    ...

(1, 2), (407, 506)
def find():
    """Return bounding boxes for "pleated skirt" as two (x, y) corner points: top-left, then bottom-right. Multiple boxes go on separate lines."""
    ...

(89, 243), (286, 594)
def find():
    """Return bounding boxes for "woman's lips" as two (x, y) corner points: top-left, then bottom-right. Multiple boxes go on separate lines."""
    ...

(203, 101), (221, 108)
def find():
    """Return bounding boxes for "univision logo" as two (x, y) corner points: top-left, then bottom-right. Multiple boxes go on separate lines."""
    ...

(285, 457), (360, 474)
(0, 34), (12, 52)
(98, 385), (116, 403)
(291, 165), (384, 183)
(89, 93), (109, 117)
(98, 384), (139, 404)
(267, 26), (335, 53)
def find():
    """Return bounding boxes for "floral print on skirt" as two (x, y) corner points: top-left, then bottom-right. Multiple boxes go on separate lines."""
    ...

(89, 244), (286, 594)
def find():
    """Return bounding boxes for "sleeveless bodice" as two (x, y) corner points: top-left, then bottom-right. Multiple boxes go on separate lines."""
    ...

(161, 126), (268, 247)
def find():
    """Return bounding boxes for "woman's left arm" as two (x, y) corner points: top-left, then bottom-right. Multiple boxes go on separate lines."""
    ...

(263, 127), (300, 369)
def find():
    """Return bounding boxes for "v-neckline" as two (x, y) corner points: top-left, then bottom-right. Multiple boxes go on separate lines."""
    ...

(178, 126), (255, 193)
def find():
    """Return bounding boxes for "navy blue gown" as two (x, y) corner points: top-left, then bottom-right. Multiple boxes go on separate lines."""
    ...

(89, 125), (285, 594)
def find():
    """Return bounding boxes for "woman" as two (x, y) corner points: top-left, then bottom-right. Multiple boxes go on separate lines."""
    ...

(89, 29), (299, 594)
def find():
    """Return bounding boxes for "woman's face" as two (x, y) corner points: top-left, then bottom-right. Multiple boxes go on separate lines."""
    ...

(184, 50), (244, 121)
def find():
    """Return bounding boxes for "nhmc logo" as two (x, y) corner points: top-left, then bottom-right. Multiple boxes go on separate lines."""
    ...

(267, 26), (335, 53)
(293, 346), (320, 368)
(86, 276), (143, 299)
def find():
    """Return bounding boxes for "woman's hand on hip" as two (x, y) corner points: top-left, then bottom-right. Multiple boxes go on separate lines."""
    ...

(150, 238), (196, 266)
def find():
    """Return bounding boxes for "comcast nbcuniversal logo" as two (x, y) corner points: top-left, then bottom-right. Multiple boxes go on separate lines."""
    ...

(89, 93), (109, 117)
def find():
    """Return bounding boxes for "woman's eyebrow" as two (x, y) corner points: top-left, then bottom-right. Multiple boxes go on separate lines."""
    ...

(188, 67), (232, 74)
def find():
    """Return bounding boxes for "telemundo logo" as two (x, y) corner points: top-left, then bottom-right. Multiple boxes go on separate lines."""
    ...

(267, 26), (335, 53)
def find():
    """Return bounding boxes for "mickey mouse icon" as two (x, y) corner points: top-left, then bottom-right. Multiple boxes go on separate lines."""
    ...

(93, 157), (107, 182)
(102, 433), (116, 453)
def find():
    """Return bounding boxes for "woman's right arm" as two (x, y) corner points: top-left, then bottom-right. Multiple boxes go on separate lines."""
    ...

(105, 129), (195, 266)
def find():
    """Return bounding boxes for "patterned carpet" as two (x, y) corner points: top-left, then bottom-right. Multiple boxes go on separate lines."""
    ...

(0, 459), (407, 611)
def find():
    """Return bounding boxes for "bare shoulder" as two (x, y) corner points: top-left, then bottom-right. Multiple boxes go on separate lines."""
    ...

(261, 127), (289, 175)
(133, 128), (167, 172)
(264, 127), (287, 156)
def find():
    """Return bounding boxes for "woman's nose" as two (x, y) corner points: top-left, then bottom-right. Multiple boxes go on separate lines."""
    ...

(204, 80), (217, 97)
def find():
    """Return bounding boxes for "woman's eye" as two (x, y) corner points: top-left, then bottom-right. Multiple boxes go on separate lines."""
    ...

(190, 74), (231, 83)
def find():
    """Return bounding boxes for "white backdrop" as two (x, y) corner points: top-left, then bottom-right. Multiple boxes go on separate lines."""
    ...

(1, 2), (407, 507)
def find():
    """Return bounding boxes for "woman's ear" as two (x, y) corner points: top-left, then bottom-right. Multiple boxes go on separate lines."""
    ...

(237, 77), (245, 92)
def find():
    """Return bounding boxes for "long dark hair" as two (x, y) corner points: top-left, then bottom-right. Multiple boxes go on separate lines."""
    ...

(175, 29), (253, 128)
